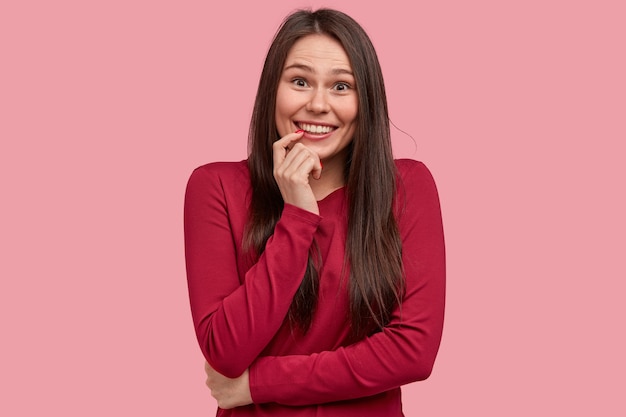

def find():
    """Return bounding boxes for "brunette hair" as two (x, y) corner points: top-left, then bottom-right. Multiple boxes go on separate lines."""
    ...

(245, 8), (404, 337)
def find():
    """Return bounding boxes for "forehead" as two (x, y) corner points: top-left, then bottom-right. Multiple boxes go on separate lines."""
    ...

(284, 34), (352, 69)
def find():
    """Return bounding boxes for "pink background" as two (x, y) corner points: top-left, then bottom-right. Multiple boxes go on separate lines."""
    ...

(2, 0), (624, 415)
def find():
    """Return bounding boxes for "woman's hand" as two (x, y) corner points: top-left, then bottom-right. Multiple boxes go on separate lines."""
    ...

(273, 130), (323, 215)
(204, 361), (252, 409)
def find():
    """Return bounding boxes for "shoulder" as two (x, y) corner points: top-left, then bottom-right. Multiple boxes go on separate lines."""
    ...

(187, 160), (250, 190)
(395, 158), (428, 173)
(189, 160), (249, 181)
(393, 159), (442, 219)
(185, 160), (251, 207)
(394, 158), (437, 189)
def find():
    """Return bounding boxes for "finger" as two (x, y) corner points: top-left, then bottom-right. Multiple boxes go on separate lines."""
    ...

(277, 144), (318, 180)
(311, 159), (323, 180)
(272, 130), (304, 168)
(287, 144), (321, 180)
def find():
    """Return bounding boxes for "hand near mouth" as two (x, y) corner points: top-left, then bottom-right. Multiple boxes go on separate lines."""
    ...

(272, 130), (323, 215)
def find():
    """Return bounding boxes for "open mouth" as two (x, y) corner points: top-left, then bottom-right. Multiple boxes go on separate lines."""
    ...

(295, 122), (338, 135)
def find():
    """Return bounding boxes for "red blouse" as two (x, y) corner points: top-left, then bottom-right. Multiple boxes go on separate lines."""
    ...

(184, 159), (445, 416)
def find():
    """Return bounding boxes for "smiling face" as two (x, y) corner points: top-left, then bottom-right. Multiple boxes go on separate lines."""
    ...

(275, 34), (358, 166)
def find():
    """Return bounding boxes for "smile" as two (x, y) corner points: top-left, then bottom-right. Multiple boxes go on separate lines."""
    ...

(296, 122), (337, 135)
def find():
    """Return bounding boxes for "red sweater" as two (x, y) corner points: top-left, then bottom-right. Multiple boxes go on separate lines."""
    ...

(184, 159), (445, 416)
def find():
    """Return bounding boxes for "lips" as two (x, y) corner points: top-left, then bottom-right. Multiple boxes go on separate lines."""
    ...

(296, 122), (337, 135)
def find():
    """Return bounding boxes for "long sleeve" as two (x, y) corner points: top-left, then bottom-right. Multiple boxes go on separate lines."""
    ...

(249, 160), (445, 405)
(184, 163), (322, 378)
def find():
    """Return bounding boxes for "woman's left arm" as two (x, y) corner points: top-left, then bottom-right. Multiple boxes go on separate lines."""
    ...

(248, 160), (446, 406)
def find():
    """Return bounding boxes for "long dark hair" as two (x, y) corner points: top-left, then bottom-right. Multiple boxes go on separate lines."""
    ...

(245, 8), (404, 338)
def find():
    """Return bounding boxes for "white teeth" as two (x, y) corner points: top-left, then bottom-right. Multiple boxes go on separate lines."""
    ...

(299, 123), (333, 134)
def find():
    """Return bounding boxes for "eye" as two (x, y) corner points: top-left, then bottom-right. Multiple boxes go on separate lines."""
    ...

(333, 82), (352, 91)
(292, 78), (308, 88)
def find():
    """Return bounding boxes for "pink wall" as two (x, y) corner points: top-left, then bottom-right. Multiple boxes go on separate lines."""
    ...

(1, 0), (624, 415)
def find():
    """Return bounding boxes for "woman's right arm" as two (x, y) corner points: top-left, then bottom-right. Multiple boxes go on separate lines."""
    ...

(184, 164), (321, 379)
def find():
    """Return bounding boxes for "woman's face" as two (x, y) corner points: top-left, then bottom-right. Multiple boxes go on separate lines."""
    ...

(275, 34), (358, 165)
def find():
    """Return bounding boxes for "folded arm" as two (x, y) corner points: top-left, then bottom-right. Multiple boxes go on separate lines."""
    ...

(249, 161), (446, 405)
(184, 164), (321, 378)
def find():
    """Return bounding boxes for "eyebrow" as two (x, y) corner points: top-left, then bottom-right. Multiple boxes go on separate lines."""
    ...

(283, 63), (353, 76)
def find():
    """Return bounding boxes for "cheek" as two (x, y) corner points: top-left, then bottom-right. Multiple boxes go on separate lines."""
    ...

(275, 88), (296, 122)
(342, 97), (359, 126)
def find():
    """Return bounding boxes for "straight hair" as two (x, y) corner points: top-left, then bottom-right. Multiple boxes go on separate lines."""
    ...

(245, 8), (404, 338)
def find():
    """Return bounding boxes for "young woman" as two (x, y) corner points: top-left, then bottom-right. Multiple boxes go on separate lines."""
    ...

(184, 8), (445, 416)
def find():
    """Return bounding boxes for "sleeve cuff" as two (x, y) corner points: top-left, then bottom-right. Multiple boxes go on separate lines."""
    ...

(281, 203), (322, 226)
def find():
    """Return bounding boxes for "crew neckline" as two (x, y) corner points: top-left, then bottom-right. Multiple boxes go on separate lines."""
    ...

(316, 185), (346, 203)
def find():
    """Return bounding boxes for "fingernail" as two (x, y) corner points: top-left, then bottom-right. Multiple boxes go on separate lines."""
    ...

(295, 129), (304, 134)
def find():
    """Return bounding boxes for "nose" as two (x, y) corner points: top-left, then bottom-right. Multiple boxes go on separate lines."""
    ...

(306, 88), (330, 113)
